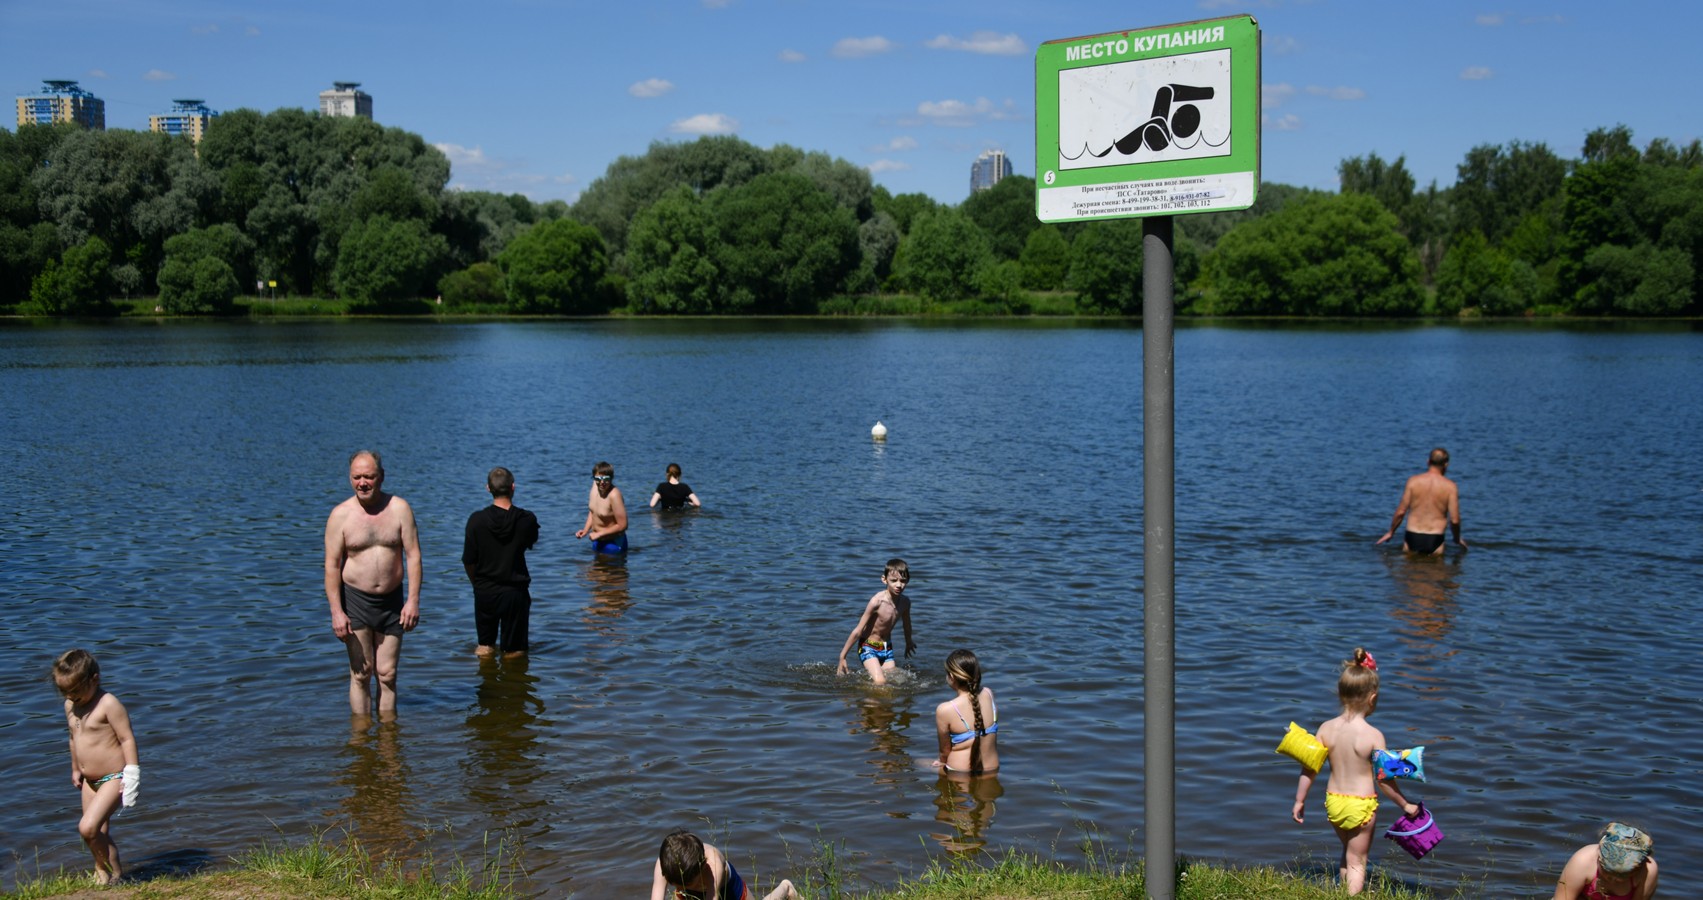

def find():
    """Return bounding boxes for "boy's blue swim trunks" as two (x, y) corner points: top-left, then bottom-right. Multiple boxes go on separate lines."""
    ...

(858, 640), (894, 664)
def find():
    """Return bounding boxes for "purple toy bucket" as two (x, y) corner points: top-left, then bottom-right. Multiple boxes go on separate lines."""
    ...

(1385, 802), (1444, 860)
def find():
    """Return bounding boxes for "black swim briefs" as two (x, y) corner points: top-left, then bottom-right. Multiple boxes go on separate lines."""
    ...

(341, 583), (405, 636)
(1403, 531), (1445, 554)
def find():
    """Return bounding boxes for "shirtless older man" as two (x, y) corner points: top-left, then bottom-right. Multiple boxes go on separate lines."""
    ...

(324, 450), (422, 715)
(1376, 447), (1467, 554)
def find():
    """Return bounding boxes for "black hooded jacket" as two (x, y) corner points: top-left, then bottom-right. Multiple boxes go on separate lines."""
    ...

(462, 504), (540, 592)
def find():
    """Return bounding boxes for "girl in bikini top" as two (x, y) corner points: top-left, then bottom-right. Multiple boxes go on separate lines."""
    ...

(933, 648), (1000, 774)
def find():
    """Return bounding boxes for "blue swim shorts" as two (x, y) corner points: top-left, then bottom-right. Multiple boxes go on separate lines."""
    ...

(858, 641), (895, 664)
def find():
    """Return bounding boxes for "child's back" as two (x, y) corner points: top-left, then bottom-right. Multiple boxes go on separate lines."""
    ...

(1316, 712), (1383, 797)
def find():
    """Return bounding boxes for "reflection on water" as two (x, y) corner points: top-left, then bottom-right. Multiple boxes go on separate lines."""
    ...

(929, 771), (1003, 854)
(462, 656), (549, 830)
(580, 555), (631, 638)
(1380, 551), (1462, 681)
(335, 715), (422, 856)
(850, 694), (920, 784)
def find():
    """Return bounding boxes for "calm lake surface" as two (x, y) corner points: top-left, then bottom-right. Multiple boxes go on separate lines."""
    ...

(1, 319), (1698, 898)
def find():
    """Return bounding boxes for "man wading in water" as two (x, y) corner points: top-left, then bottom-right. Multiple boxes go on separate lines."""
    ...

(324, 450), (422, 716)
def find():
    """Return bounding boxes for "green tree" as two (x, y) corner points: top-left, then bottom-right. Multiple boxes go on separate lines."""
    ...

(157, 255), (239, 314)
(1576, 243), (1692, 314)
(1338, 153), (1415, 222)
(872, 188), (942, 235)
(334, 216), (449, 306)
(156, 224), (256, 313)
(1066, 218), (1144, 312)
(1019, 225), (1071, 290)
(1433, 230), (1539, 315)
(624, 186), (720, 313)
(437, 262), (507, 308)
(855, 211), (901, 287)
(25, 237), (113, 315)
(498, 217), (609, 314)
(706, 172), (860, 312)
(962, 175), (1038, 260)
(1451, 140), (1566, 245)
(1198, 193), (1423, 315)
(571, 135), (773, 261)
(891, 209), (991, 304)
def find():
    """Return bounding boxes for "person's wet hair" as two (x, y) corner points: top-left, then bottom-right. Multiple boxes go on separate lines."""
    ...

(658, 830), (706, 886)
(884, 558), (909, 581)
(946, 648), (990, 773)
(666, 463), (682, 479)
(487, 466), (514, 498)
(593, 461), (615, 479)
(1429, 447), (1449, 468)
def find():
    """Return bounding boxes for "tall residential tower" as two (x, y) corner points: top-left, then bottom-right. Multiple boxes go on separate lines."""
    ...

(16, 80), (105, 129)
(318, 81), (373, 119)
(149, 99), (219, 143)
(970, 149), (1012, 194)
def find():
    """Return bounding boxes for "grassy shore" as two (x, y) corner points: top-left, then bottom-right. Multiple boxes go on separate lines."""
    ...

(5, 832), (1475, 900)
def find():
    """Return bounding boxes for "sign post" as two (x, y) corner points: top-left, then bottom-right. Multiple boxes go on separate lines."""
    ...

(1035, 16), (1259, 900)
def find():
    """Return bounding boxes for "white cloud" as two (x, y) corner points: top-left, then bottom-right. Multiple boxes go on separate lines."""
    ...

(1460, 66), (1493, 80)
(871, 135), (918, 152)
(671, 113), (738, 135)
(245, 25), (261, 36)
(1476, 13), (1503, 25)
(1262, 33), (1299, 55)
(87, 69), (109, 79)
(924, 31), (1027, 56)
(914, 97), (1020, 127)
(435, 143), (495, 169)
(144, 69), (177, 82)
(1520, 14), (1565, 24)
(191, 23), (219, 35)
(778, 48), (806, 63)
(832, 36), (896, 59)
(1262, 82), (1295, 109)
(1307, 85), (1366, 101)
(866, 159), (911, 173)
(1263, 113), (1302, 131)
(629, 78), (675, 98)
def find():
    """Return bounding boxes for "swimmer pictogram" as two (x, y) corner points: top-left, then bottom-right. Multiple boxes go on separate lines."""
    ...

(1061, 83), (1227, 161)
(1055, 48), (1233, 172)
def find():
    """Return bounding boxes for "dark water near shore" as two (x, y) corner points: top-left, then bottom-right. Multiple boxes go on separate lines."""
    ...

(1, 319), (1698, 897)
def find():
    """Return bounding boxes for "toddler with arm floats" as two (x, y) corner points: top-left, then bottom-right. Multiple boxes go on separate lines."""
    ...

(1290, 647), (1418, 896)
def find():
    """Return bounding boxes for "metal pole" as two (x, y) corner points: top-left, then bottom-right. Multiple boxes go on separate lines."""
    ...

(1142, 214), (1176, 900)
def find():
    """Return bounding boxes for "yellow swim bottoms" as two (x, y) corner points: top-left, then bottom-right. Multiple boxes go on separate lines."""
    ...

(1325, 792), (1379, 830)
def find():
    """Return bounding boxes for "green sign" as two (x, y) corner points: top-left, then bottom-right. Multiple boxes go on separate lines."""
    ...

(1035, 14), (1260, 222)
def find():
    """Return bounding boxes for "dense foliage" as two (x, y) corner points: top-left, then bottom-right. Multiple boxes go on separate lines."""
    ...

(2, 113), (1699, 316)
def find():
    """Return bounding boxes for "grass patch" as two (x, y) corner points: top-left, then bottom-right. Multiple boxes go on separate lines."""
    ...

(5, 827), (522, 900)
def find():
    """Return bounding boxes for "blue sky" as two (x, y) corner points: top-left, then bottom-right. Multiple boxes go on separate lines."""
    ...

(3, 0), (1698, 205)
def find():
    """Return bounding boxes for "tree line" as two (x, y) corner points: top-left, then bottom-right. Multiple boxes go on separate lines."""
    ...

(2, 109), (1699, 317)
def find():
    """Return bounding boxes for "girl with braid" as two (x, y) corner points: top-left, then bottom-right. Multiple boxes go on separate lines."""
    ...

(932, 649), (999, 773)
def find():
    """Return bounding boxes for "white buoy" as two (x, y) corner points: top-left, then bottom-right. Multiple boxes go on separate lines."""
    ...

(871, 420), (888, 441)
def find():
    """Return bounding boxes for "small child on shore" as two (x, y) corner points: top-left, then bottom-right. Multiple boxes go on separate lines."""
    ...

(1290, 647), (1417, 896)
(835, 558), (916, 686)
(54, 649), (140, 885)
(649, 830), (798, 900)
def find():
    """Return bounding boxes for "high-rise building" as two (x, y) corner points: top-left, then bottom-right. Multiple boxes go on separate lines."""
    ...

(970, 149), (1012, 194)
(16, 80), (105, 130)
(149, 99), (219, 143)
(318, 81), (373, 119)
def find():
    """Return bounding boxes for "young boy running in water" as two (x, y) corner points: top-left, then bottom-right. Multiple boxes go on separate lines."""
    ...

(836, 558), (916, 685)
(54, 649), (140, 885)
(1291, 647), (1418, 896)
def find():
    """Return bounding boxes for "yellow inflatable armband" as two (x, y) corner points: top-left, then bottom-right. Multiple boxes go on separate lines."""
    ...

(1276, 721), (1329, 773)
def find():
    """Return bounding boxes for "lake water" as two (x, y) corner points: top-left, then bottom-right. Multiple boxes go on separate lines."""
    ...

(1, 319), (1698, 898)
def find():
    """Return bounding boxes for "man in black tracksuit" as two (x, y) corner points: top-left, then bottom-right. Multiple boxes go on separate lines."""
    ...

(462, 466), (540, 658)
